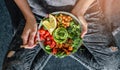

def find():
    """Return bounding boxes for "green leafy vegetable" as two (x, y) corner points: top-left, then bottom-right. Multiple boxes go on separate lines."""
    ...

(67, 21), (81, 48)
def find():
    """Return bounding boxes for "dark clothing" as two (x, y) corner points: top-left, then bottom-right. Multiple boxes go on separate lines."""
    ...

(3, 0), (120, 70)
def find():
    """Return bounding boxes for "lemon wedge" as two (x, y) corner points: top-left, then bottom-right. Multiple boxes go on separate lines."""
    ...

(42, 14), (57, 34)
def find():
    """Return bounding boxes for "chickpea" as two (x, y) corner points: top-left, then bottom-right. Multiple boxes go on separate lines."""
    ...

(62, 21), (65, 24)
(65, 18), (69, 22)
(62, 16), (66, 20)
(67, 19), (71, 22)
(67, 16), (72, 19)
(64, 22), (69, 26)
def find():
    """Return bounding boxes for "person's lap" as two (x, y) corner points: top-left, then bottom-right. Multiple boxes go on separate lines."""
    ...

(2, 20), (50, 70)
(3, 0), (120, 70)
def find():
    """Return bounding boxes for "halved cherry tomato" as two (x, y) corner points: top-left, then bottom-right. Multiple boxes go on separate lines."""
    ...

(50, 41), (56, 48)
(38, 28), (57, 52)
(50, 44), (54, 48)
(52, 41), (56, 46)
(39, 29), (46, 35)
(49, 35), (53, 40)
(46, 37), (50, 41)
(44, 31), (50, 38)
(40, 36), (45, 41)
(46, 40), (51, 45)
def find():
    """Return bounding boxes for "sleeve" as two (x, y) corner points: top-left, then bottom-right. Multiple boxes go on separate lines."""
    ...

(27, 0), (47, 17)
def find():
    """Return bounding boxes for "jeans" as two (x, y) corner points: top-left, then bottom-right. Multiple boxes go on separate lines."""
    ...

(3, 0), (120, 70)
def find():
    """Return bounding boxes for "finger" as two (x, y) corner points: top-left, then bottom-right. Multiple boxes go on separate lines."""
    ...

(20, 44), (36, 49)
(21, 29), (30, 45)
(81, 30), (87, 38)
(77, 16), (88, 38)
(81, 24), (87, 38)
(28, 31), (36, 46)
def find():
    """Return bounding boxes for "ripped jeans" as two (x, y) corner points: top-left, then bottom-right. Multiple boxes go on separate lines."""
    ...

(3, 0), (120, 70)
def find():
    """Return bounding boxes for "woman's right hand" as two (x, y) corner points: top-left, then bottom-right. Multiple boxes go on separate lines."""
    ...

(71, 11), (88, 38)
(77, 16), (88, 38)
(71, 0), (95, 38)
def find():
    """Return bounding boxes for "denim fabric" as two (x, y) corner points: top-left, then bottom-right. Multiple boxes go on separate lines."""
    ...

(2, 20), (49, 70)
(2, 19), (88, 70)
(0, 0), (13, 70)
(2, 0), (120, 70)
(72, 1), (120, 70)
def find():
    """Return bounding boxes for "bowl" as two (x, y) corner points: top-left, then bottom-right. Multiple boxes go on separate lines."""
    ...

(37, 11), (82, 58)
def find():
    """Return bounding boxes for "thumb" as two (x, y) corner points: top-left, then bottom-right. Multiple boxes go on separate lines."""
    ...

(77, 16), (88, 38)
(81, 23), (87, 38)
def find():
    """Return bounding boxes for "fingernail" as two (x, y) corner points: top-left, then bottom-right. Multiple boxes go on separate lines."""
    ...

(81, 34), (83, 38)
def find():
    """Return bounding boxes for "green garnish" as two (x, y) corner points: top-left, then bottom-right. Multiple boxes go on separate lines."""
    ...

(53, 27), (68, 43)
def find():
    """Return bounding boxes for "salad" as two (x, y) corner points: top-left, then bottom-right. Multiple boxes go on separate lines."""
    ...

(38, 12), (82, 58)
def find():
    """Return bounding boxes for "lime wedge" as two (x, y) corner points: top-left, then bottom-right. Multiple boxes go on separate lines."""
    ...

(42, 14), (57, 34)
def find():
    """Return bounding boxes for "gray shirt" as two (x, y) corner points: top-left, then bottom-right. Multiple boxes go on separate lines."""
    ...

(28, 0), (78, 17)
(27, 0), (99, 17)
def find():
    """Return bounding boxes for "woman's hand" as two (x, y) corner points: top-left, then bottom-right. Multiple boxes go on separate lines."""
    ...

(21, 17), (37, 49)
(71, 0), (95, 38)
(14, 0), (38, 49)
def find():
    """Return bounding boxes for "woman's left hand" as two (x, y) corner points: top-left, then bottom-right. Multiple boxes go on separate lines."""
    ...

(21, 17), (37, 49)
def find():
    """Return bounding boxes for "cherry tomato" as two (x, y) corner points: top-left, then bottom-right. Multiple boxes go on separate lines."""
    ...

(52, 41), (56, 46)
(46, 37), (50, 41)
(44, 31), (50, 38)
(46, 40), (51, 45)
(49, 35), (53, 40)
(50, 41), (56, 48)
(50, 44), (54, 48)
(39, 28), (57, 52)
(40, 36), (45, 41)
(39, 29), (46, 35)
